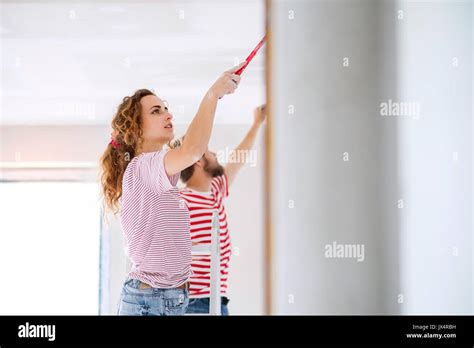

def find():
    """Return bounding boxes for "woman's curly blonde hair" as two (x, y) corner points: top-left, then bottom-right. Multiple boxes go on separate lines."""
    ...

(99, 88), (155, 215)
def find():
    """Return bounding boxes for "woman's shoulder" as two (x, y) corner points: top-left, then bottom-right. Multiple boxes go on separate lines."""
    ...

(129, 149), (177, 194)
(123, 153), (146, 181)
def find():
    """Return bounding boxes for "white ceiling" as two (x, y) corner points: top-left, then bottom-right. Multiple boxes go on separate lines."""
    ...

(0, 0), (266, 125)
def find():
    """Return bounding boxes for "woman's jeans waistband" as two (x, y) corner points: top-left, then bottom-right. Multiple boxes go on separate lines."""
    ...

(117, 277), (189, 316)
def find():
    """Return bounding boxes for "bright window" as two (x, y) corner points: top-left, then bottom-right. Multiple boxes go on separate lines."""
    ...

(0, 182), (101, 315)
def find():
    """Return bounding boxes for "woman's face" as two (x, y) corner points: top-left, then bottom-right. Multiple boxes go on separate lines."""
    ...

(140, 94), (174, 144)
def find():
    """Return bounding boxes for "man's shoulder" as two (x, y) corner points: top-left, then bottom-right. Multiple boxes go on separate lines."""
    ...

(178, 186), (191, 194)
(179, 187), (201, 197)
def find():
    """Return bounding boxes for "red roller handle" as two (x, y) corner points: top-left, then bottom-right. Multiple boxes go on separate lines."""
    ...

(234, 35), (266, 76)
(218, 36), (266, 99)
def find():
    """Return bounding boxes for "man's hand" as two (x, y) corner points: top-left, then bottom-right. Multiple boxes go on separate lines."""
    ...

(254, 104), (267, 125)
(224, 103), (266, 187)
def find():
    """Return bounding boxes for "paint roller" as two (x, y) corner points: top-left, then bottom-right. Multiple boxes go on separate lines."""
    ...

(235, 35), (266, 76)
(168, 36), (267, 149)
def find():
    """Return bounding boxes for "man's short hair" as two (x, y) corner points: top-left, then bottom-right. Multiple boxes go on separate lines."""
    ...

(180, 164), (195, 183)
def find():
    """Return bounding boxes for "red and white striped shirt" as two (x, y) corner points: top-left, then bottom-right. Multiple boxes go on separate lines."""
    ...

(180, 174), (232, 298)
(120, 149), (192, 288)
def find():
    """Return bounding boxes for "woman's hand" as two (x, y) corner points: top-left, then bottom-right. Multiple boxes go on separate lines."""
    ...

(209, 63), (245, 99)
(164, 64), (245, 176)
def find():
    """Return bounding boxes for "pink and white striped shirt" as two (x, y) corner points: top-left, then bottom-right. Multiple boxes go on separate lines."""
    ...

(119, 149), (192, 288)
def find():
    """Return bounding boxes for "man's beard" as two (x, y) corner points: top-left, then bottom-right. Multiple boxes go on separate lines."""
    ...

(203, 156), (225, 178)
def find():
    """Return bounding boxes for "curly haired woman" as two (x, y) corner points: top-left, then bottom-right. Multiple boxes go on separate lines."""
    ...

(99, 63), (243, 316)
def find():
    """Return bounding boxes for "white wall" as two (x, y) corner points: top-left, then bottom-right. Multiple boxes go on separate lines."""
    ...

(1, 0), (265, 126)
(270, 0), (385, 315)
(269, 0), (472, 314)
(396, 1), (472, 314)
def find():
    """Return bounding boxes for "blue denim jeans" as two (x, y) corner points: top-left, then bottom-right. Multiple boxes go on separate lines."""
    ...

(186, 297), (230, 315)
(117, 277), (189, 316)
